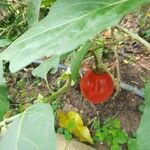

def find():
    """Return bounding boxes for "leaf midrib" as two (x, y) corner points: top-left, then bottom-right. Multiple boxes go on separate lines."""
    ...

(11, 0), (127, 46)
(15, 109), (27, 150)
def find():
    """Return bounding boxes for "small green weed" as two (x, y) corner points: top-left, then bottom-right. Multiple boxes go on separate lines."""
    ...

(91, 118), (128, 149)
(57, 127), (73, 141)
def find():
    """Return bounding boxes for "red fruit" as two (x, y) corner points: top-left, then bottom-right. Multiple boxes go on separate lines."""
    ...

(80, 70), (114, 104)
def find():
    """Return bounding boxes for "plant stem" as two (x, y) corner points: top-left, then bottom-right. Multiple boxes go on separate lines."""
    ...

(112, 46), (121, 99)
(117, 25), (150, 53)
(93, 49), (106, 73)
(42, 75), (71, 103)
(45, 76), (54, 93)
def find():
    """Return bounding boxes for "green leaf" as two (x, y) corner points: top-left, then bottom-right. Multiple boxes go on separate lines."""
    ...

(0, 61), (9, 121)
(91, 119), (100, 130)
(70, 42), (91, 81)
(137, 80), (150, 150)
(57, 127), (65, 134)
(32, 56), (59, 80)
(0, 39), (11, 48)
(64, 129), (73, 141)
(113, 130), (128, 144)
(138, 104), (145, 113)
(127, 138), (139, 150)
(111, 144), (121, 150)
(112, 119), (121, 129)
(144, 80), (150, 106)
(0, 103), (56, 150)
(95, 131), (105, 141)
(41, 0), (56, 7)
(0, 85), (10, 121)
(1, 0), (149, 73)
(27, 0), (42, 27)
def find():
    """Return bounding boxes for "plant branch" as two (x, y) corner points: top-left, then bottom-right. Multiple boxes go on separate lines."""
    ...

(41, 75), (71, 103)
(93, 49), (106, 73)
(117, 25), (150, 53)
(112, 46), (121, 99)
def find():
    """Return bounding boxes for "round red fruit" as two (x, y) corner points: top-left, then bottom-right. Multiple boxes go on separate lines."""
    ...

(80, 70), (114, 104)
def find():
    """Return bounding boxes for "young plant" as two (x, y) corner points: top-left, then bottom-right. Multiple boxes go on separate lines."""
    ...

(92, 118), (128, 149)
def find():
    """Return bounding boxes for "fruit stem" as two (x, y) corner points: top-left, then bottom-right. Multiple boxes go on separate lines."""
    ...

(93, 49), (106, 73)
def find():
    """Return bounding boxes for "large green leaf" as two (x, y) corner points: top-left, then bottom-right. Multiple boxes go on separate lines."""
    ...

(0, 61), (9, 121)
(0, 103), (56, 150)
(0, 39), (11, 48)
(0, 0), (149, 73)
(137, 80), (150, 150)
(27, 0), (42, 27)
(32, 56), (59, 80)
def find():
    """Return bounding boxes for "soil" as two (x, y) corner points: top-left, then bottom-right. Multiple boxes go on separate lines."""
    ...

(3, 14), (150, 150)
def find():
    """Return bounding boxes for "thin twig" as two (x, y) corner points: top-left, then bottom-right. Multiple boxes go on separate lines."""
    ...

(112, 46), (121, 99)
(117, 25), (150, 53)
(40, 75), (71, 103)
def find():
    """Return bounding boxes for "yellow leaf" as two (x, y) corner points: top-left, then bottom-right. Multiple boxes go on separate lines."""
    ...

(57, 111), (68, 127)
(57, 111), (94, 144)
(74, 126), (94, 144)
(67, 111), (83, 126)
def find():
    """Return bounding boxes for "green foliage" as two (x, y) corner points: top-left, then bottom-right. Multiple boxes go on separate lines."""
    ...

(92, 118), (128, 147)
(70, 42), (91, 81)
(137, 80), (150, 150)
(142, 29), (150, 40)
(0, 85), (10, 121)
(0, 104), (56, 150)
(27, 0), (42, 27)
(111, 144), (121, 150)
(1, 0), (149, 73)
(41, 0), (56, 8)
(0, 0), (27, 41)
(127, 138), (139, 150)
(0, 61), (9, 121)
(51, 99), (64, 115)
(57, 127), (73, 141)
(32, 56), (59, 80)
(138, 104), (145, 113)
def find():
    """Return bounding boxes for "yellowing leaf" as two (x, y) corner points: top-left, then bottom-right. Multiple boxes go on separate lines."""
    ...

(57, 111), (68, 127)
(74, 126), (94, 144)
(67, 111), (84, 126)
(57, 111), (93, 144)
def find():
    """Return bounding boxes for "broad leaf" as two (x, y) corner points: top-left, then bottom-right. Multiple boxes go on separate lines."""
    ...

(0, 39), (11, 48)
(0, 61), (9, 121)
(0, 0), (149, 73)
(127, 138), (139, 150)
(70, 42), (91, 81)
(32, 56), (59, 80)
(137, 80), (150, 150)
(0, 103), (56, 150)
(27, 0), (42, 27)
